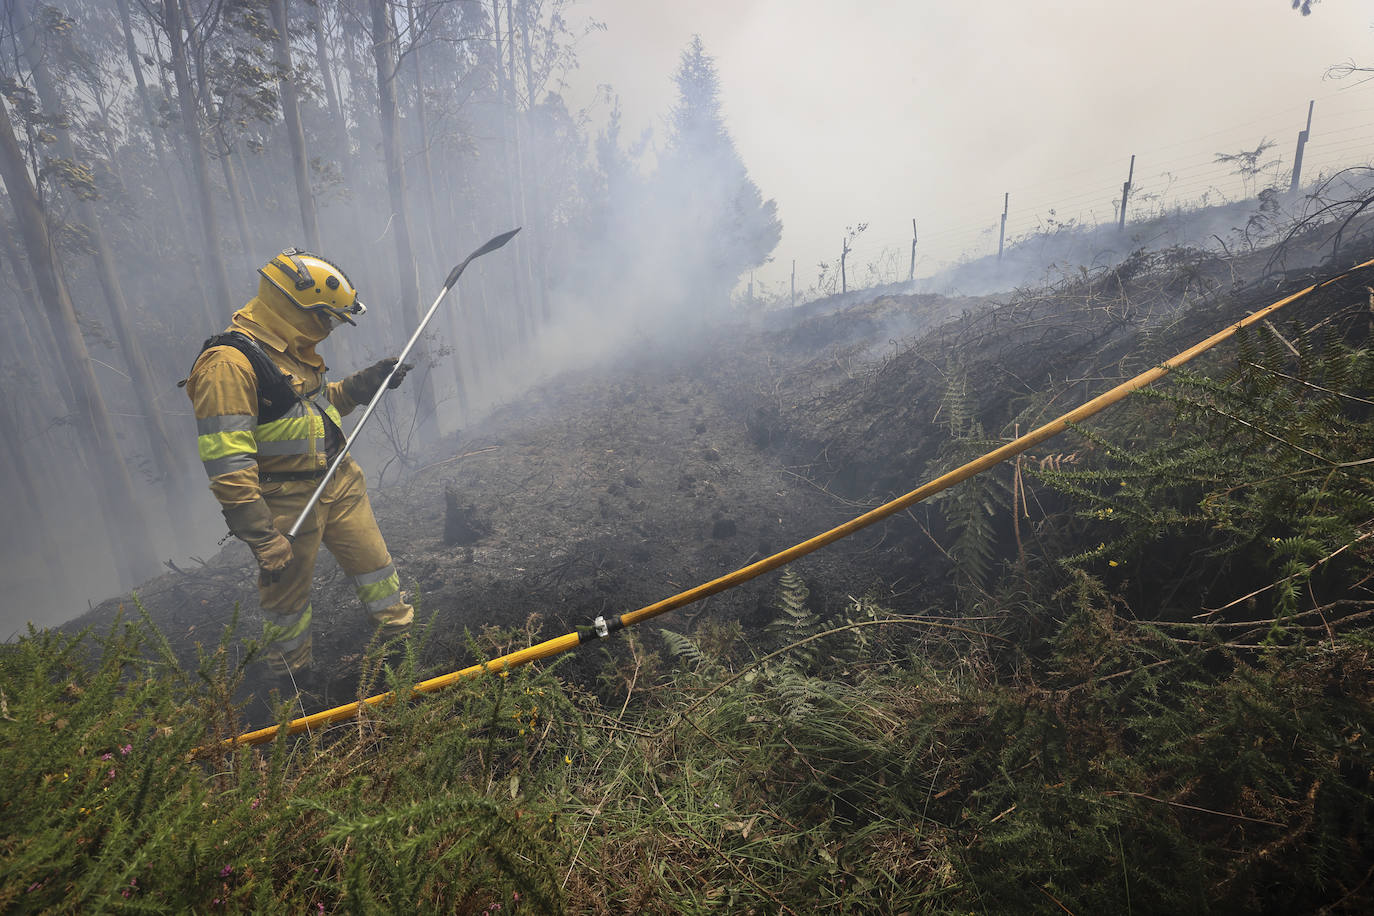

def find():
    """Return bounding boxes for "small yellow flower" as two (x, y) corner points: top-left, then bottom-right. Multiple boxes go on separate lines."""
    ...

(564, 755), (572, 765)
(1108, 560), (1119, 567)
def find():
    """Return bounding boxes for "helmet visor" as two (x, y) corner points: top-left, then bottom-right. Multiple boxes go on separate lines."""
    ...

(300, 297), (367, 326)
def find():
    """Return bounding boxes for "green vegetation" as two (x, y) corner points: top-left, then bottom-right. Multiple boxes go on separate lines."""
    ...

(3, 324), (1373, 913)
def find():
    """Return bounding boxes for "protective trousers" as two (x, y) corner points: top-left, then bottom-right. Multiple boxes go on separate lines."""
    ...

(257, 457), (414, 674)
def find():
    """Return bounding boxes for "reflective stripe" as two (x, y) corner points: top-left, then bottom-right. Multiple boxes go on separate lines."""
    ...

(256, 439), (312, 456)
(263, 604), (312, 654)
(198, 429), (255, 461)
(193, 360), (339, 482)
(354, 567), (400, 613)
(197, 414), (255, 436)
(203, 453), (257, 478)
(256, 414), (313, 442)
(361, 586), (401, 615)
(353, 563), (397, 587)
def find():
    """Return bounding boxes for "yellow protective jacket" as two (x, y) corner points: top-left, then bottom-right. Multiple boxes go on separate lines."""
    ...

(186, 289), (364, 509)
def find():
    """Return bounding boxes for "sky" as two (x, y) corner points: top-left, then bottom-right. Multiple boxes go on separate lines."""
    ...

(561, 1), (1374, 291)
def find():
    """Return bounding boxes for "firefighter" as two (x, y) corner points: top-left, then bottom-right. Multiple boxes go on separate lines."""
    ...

(184, 248), (415, 683)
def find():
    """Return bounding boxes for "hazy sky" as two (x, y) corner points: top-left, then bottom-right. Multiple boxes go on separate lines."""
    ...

(563, 1), (1374, 290)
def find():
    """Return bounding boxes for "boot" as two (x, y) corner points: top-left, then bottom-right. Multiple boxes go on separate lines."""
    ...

(264, 665), (318, 703)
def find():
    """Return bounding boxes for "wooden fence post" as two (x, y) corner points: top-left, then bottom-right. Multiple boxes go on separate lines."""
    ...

(1118, 154), (1135, 231)
(998, 193), (1009, 261)
(908, 218), (918, 282)
(1290, 100), (1315, 193)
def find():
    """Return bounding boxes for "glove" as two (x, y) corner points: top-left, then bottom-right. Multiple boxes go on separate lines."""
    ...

(249, 532), (294, 584)
(223, 499), (294, 583)
(342, 357), (414, 404)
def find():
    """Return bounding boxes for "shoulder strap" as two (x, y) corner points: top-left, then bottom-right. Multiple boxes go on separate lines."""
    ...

(199, 331), (300, 424)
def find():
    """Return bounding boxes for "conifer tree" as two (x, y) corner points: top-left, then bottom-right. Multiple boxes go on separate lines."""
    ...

(655, 35), (781, 310)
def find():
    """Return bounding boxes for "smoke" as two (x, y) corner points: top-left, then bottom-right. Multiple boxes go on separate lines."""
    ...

(0, 11), (797, 640)
(909, 186), (1367, 300)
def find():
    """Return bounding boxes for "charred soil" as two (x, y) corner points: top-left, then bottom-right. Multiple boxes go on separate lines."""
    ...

(69, 231), (1374, 723)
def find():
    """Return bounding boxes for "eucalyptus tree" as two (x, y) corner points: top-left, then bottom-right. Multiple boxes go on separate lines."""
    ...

(0, 221), (66, 591)
(7, 0), (196, 542)
(498, 0), (579, 325)
(159, 0), (235, 310)
(369, 0), (438, 439)
(112, 0), (220, 327)
(269, 0), (320, 251)
(0, 93), (161, 586)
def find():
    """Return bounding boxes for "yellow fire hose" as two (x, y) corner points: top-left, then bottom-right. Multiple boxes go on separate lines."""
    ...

(223, 257), (1374, 750)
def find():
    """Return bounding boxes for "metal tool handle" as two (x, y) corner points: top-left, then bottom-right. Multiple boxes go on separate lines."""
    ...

(285, 229), (520, 539)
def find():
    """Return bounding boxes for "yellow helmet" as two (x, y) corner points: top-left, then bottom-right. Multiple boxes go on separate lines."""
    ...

(257, 248), (367, 325)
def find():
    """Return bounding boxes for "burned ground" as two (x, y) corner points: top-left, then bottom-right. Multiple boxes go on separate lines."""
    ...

(66, 229), (1374, 722)
(73, 286), (968, 712)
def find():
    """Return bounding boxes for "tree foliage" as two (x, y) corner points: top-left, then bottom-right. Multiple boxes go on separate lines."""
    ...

(654, 34), (781, 310)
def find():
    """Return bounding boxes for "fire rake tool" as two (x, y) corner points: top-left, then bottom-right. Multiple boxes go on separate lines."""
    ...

(286, 228), (520, 539)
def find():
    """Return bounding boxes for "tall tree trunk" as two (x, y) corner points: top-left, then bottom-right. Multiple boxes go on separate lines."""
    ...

(144, 18), (222, 329)
(314, 0), (345, 127)
(404, 0), (439, 272)
(517, 1), (550, 324)
(505, 0), (538, 329)
(0, 223), (75, 408)
(0, 386), (65, 591)
(313, 0), (357, 197)
(0, 242), (72, 510)
(162, 0), (234, 313)
(370, 0), (438, 440)
(0, 96), (161, 587)
(490, 0), (527, 345)
(13, 0), (196, 543)
(213, 130), (255, 261)
(115, 0), (169, 163)
(405, 0), (468, 419)
(271, 0), (322, 251)
(339, 0), (389, 334)
(175, 0), (255, 263)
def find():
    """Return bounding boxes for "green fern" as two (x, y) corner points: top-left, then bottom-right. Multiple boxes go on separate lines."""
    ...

(659, 627), (710, 671)
(928, 369), (1013, 599)
(768, 568), (818, 640)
